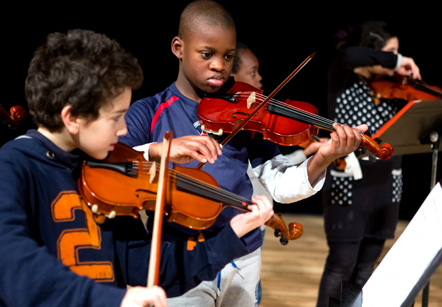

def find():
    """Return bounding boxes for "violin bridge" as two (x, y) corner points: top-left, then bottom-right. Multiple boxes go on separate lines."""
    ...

(149, 162), (157, 183)
(247, 92), (256, 109)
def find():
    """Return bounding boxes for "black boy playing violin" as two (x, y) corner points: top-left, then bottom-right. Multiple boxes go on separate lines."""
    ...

(120, 1), (368, 306)
(317, 20), (421, 307)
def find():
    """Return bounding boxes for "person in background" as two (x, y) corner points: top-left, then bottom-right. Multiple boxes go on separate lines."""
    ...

(317, 20), (421, 306)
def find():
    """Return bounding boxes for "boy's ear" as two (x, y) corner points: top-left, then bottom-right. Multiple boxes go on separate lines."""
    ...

(171, 36), (184, 61)
(61, 105), (80, 134)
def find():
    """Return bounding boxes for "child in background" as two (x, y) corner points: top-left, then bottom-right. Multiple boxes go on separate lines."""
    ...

(231, 42), (328, 189)
(231, 41), (328, 305)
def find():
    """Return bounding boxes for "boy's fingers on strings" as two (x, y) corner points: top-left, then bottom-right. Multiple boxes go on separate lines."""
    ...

(250, 195), (274, 222)
(332, 123), (365, 151)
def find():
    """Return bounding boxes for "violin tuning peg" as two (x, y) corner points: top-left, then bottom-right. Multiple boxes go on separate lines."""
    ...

(273, 227), (282, 238)
(368, 154), (377, 163)
(106, 211), (116, 219)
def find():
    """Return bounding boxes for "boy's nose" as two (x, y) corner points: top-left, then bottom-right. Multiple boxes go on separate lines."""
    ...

(210, 58), (225, 71)
(118, 121), (128, 137)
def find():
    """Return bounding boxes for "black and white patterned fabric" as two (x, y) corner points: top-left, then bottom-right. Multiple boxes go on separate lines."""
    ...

(323, 79), (403, 241)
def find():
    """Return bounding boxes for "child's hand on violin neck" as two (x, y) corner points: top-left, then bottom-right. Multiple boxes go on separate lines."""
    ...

(230, 195), (274, 238)
(319, 123), (369, 161)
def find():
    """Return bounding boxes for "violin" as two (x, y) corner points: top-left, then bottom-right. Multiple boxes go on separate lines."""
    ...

(78, 142), (303, 245)
(0, 104), (27, 129)
(369, 75), (442, 104)
(197, 80), (394, 161)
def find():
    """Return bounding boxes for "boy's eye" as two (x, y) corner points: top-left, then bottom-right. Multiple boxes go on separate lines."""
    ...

(201, 52), (212, 59)
(112, 115), (123, 122)
(225, 54), (234, 61)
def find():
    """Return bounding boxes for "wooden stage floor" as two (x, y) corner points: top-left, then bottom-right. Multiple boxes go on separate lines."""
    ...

(259, 214), (442, 307)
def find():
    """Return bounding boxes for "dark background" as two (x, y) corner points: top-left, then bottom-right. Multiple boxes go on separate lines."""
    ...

(2, 2), (441, 220)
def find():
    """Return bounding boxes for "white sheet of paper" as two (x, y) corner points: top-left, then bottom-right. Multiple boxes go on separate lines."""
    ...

(362, 182), (442, 307)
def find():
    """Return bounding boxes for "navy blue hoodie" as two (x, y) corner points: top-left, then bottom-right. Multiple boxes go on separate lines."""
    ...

(0, 130), (248, 306)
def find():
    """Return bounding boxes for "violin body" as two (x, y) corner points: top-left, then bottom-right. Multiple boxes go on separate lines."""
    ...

(198, 81), (319, 146)
(370, 76), (442, 104)
(79, 142), (302, 244)
(79, 143), (224, 229)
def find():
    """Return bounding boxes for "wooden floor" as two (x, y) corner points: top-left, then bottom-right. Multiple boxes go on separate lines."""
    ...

(259, 214), (442, 307)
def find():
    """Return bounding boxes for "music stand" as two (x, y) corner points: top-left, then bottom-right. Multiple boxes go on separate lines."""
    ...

(372, 99), (442, 156)
(373, 99), (442, 307)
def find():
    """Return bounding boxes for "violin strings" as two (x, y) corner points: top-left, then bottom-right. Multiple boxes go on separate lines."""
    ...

(235, 91), (336, 130)
(175, 172), (252, 208)
(131, 161), (253, 209)
(233, 92), (384, 153)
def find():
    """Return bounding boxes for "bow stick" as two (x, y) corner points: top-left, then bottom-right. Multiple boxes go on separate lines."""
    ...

(147, 131), (173, 287)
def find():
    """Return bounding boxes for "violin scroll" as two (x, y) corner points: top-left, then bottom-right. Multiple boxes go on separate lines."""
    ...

(1, 104), (27, 129)
(359, 134), (394, 161)
(10, 106), (27, 124)
(264, 213), (303, 245)
(376, 143), (394, 160)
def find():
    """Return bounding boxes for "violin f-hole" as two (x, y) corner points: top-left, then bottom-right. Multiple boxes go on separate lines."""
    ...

(232, 111), (252, 118)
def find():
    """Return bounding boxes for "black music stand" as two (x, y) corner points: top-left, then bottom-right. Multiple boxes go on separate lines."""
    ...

(372, 99), (442, 156)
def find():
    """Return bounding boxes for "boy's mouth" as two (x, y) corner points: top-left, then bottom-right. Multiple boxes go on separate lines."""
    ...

(207, 75), (225, 87)
(208, 79), (224, 87)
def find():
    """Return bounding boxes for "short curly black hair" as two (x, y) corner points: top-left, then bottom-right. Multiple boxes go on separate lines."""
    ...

(25, 29), (144, 132)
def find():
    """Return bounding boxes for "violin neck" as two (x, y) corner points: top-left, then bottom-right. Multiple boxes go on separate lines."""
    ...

(412, 79), (442, 98)
(175, 174), (254, 211)
(267, 101), (335, 131)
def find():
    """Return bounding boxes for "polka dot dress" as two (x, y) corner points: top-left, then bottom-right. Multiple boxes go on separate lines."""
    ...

(330, 174), (353, 205)
(334, 80), (399, 132)
(329, 79), (402, 208)
(391, 169), (403, 203)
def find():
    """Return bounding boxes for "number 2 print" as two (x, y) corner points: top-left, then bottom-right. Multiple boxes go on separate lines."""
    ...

(52, 191), (114, 282)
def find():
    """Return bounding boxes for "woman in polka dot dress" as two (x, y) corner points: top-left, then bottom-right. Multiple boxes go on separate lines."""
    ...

(316, 21), (421, 307)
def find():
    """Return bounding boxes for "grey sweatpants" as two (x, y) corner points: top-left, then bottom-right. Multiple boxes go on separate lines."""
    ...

(167, 248), (261, 307)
